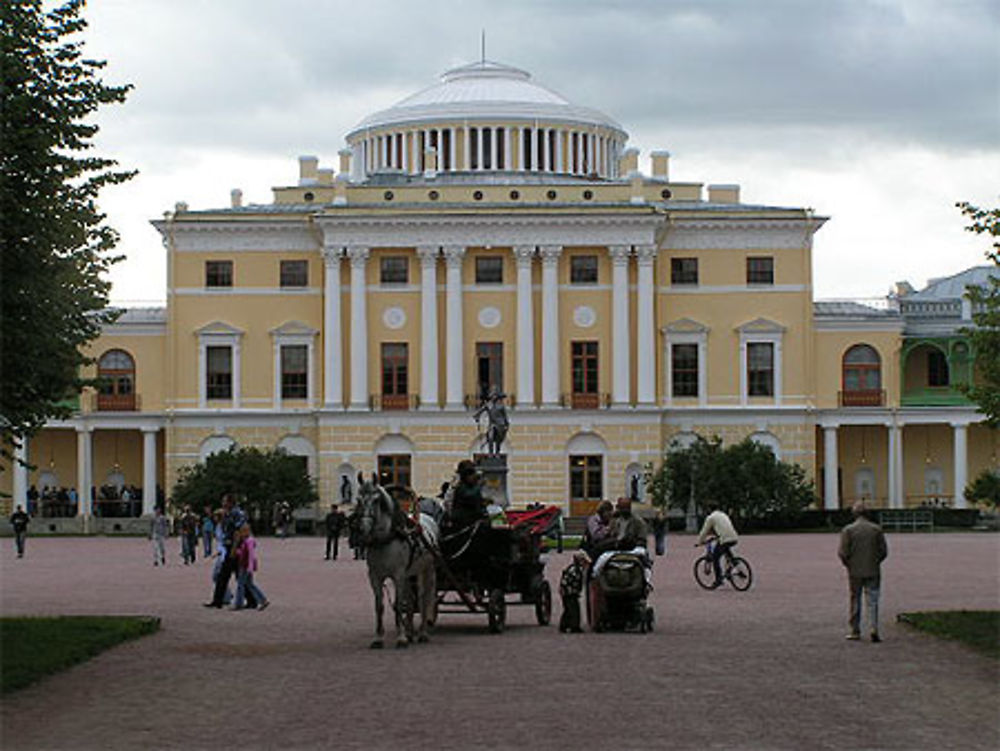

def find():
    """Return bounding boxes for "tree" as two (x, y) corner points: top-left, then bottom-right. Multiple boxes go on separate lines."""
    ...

(171, 448), (319, 532)
(647, 436), (817, 525)
(957, 201), (1000, 426)
(0, 1), (134, 463)
(964, 468), (1000, 510)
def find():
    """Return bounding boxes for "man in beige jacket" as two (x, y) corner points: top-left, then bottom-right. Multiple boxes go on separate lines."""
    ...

(838, 502), (889, 642)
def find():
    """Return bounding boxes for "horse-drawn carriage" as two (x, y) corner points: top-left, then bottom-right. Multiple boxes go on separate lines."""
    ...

(434, 505), (556, 633)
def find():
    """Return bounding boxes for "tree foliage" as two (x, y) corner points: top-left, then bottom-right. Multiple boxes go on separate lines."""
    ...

(647, 436), (817, 524)
(0, 0), (134, 460)
(957, 201), (1000, 427)
(964, 468), (1000, 510)
(170, 448), (318, 531)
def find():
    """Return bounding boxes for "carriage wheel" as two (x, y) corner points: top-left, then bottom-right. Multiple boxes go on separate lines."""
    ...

(487, 589), (506, 634)
(534, 580), (552, 626)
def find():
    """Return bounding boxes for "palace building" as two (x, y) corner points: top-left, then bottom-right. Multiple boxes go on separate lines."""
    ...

(4, 59), (995, 526)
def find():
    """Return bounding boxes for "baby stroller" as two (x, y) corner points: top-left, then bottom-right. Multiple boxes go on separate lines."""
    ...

(586, 550), (654, 633)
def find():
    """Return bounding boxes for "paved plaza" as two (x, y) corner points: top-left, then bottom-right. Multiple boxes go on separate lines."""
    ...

(1, 531), (998, 750)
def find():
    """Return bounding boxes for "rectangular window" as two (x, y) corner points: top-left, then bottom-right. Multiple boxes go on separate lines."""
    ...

(927, 349), (950, 387)
(571, 341), (599, 408)
(378, 454), (411, 489)
(381, 342), (409, 409)
(206, 346), (232, 400)
(570, 255), (598, 284)
(747, 342), (774, 397)
(569, 455), (603, 501)
(280, 344), (308, 399)
(475, 256), (503, 284)
(671, 257), (699, 285)
(475, 342), (503, 399)
(205, 261), (233, 288)
(671, 343), (699, 397)
(379, 256), (408, 285)
(747, 256), (774, 285)
(280, 260), (308, 288)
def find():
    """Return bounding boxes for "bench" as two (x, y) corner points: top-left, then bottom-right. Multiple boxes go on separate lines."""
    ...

(878, 509), (934, 532)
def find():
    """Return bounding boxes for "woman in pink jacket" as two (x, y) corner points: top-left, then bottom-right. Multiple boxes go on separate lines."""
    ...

(232, 523), (270, 611)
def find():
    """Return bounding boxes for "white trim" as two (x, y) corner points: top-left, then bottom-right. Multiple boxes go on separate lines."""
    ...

(198, 326), (243, 409)
(271, 324), (318, 409)
(174, 287), (322, 296)
(661, 284), (808, 295)
(664, 327), (709, 408)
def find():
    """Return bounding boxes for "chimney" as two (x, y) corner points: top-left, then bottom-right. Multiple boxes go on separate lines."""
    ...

(333, 173), (349, 206)
(174, 201), (188, 213)
(298, 155), (319, 185)
(707, 184), (740, 204)
(317, 168), (334, 186)
(619, 148), (639, 176)
(338, 148), (352, 175)
(230, 189), (243, 208)
(650, 151), (670, 180)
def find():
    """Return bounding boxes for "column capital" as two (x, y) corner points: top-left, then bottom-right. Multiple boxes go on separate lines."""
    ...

(512, 245), (536, 264)
(635, 243), (658, 264)
(322, 244), (342, 264)
(950, 420), (971, 429)
(75, 424), (93, 435)
(608, 244), (631, 263)
(539, 244), (562, 263)
(141, 426), (160, 435)
(442, 245), (466, 266)
(416, 245), (439, 264)
(347, 245), (370, 266)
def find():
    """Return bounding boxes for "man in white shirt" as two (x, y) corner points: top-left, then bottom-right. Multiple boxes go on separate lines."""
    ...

(697, 505), (739, 589)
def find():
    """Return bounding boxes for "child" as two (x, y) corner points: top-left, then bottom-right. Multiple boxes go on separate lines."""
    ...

(232, 522), (269, 611)
(559, 550), (590, 633)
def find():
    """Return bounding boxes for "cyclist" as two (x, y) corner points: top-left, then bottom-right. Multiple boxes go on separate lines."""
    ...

(696, 502), (739, 589)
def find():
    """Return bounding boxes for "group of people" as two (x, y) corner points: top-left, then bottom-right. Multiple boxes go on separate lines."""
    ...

(201, 494), (269, 611)
(25, 485), (79, 518)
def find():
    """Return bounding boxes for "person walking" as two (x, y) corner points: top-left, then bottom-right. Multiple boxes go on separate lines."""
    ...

(324, 504), (344, 560)
(839, 501), (889, 643)
(179, 505), (199, 564)
(201, 505), (214, 558)
(210, 508), (233, 605)
(232, 522), (269, 611)
(651, 508), (668, 556)
(150, 507), (169, 566)
(9, 505), (29, 559)
(205, 495), (248, 608)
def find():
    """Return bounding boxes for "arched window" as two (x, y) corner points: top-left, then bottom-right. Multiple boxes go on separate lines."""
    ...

(97, 349), (136, 411)
(841, 345), (882, 406)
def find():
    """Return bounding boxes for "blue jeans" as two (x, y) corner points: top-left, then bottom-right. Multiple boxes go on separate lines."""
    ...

(234, 570), (267, 608)
(711, 541), (736, 584)
(849, 575), (881, 635)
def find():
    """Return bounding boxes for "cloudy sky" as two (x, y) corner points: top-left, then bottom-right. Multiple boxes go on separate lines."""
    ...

(82, 0), (999, 305)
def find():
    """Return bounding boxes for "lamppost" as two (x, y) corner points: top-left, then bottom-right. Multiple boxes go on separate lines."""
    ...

(685, 454), (698, 532)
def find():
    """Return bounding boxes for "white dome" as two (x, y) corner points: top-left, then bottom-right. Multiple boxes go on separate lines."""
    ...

(348, 60), (625, 138)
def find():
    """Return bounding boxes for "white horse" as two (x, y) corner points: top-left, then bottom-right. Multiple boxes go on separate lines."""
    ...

(356, 477), (438, 649)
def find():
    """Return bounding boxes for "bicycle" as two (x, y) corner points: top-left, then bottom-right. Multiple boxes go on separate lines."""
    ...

(693, 539), (753, 591)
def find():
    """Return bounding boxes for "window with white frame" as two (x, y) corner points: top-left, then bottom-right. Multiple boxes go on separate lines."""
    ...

(206, 346), (232, 400)
(737, 318), (784, 404)
(747, 342), (774, 397)
(270, 321), (317, 407)
(663, 319), (709, 405)
(281, 345), (308, 399)
(197, 321), (244, 407)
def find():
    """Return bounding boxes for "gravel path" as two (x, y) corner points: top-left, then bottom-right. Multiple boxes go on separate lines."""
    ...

(1, 532), (998, 751)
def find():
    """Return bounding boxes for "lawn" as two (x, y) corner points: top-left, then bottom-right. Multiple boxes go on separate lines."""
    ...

(897, 610), (1000, 658)
(1, 615), (160, 693)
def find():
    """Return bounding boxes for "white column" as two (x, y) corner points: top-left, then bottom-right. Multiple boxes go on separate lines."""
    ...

(517, 128), (525, 170)
(635, 243), (657, 404)
(503, 127), (511, 170)
(490, 127), (498, 170)
(530, 126), (538, 171)
(76, 426), (92, 518)
(555, 130), (563, 172)
(403, 131), (410, 173)
(889, 423), (903, 508)
(12, 437), (28, 510)
(272, 338), (282, 410)
(514, 246), (536, 407)
(444, 245), (466, 409)
(449, 127), (456, 171)
(476, 127), (484, 170)
(540, 245), (562, 406)
(953, 422), (968, 508)
(465, 127), (472, 170)
(540, 128), (549, 171)
(322, 245), (343, 408)
(576, 131), (583, 174)
(610, 244), (631, 407)
(348, 246), (370, 410)
(142, 428), (157, 516)
(418, 246), (439, 409)
(823, 425), (839, 510)
(435, 129), (443, 173)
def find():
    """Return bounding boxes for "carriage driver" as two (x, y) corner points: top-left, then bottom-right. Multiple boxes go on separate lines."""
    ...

(447, 460), (488, 529)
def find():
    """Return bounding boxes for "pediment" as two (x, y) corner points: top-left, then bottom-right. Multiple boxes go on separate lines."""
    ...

(662, 317), (710, 334)
(195, 320), (244, 336)
(270, 320), (318, 337)
(736, 317), (785, 334)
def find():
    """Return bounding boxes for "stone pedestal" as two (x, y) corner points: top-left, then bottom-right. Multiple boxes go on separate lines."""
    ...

(476, 454), (509, 508)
